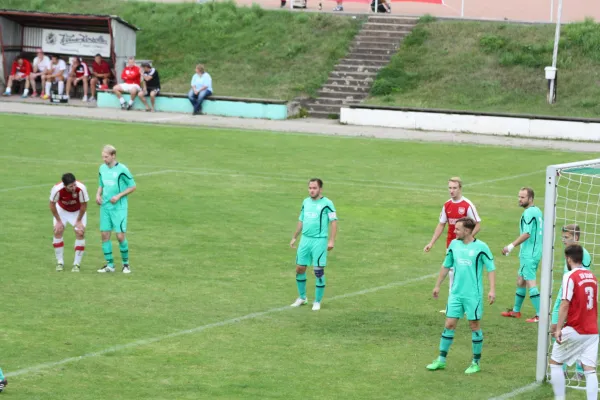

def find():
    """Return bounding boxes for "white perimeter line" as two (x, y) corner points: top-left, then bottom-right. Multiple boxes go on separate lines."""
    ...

(467, 170), (544, 187)
(0, 170), (174, 193)
(6, 273), (436, 378)
(487, 382), (541, 400)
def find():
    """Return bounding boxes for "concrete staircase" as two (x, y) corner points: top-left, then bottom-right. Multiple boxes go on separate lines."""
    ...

(307, 15), (418, 118)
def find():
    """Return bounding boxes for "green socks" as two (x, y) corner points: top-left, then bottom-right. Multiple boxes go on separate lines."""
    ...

(514, 287), (526, 312)
(119, 239), (129, 264)
(102, 241), (114, 267)
(529, 287), (540, 315)
(315, 273), (326, 303)
(472, 329), (483, 364)
(296, 273), (307, 299)
(438, 328), (455, 362)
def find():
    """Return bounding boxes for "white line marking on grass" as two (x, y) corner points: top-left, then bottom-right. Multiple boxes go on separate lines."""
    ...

(467, 170), (544, 187)
(487, 382), (541, 400)
(0, 170), (175, 193)
(5, 273), (436, 378)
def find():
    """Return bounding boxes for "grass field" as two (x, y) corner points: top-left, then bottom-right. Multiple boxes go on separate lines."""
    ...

(4, 0), (363, 99)
(0, 114), (598, 399)
(368, 18), (600, 118)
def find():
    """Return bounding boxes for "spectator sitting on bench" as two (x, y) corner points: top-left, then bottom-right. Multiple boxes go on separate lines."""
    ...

(141, 62), (160, 112)
(66, 57), (90, 102)
(2, 54), (32, 98)
(29, 48), (51, 98)
(188, 64), (213, 115)
(42, 55), (67, 100)
(113, 56), (150, 111)
(90, 54), (112, 102)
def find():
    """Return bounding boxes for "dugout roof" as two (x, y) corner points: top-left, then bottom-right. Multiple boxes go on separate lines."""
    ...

(0, 9), (139, 32)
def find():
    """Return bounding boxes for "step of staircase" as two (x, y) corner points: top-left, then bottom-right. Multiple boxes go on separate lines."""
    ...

(360, 29), (411, 38)
(327, 77), (373, 87)
(353, 35), (404, 45)
(335, 64), (382, 73)
(307, 103), (347, 114)
(348, 47), (396, 56)
(311, 97), (361, 106)
(329, 70), (377, 78)
(368, 16), (419, 24)
(321, 84), (371, 93)
(362, 22), (415, 32)
(316, 91), (369, 101)
(339, 58), (389, 67)
(350, 40), (400, 50)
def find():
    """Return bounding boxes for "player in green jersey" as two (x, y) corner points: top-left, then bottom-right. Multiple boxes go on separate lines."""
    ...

(96, 145), (136, 274)
(290, 178), (338, 311)
(552, 224), (593, 377)
(501, 187), (544, 322)
(427, 217), (496, 374)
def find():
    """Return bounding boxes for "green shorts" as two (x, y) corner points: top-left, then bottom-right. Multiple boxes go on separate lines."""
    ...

(100, 208), (128, 233)
(296, 236), (328, 267)
(446, 295), (482, 321)
(518, 258), (540, 281)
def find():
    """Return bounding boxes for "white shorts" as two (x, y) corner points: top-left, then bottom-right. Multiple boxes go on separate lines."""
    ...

(551, 326), (599, 367)
(53, 206), (87, 229)
(118, 83), (142, 92)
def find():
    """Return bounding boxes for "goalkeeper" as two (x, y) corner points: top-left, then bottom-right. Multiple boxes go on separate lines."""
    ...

(552, 224), (592, 377)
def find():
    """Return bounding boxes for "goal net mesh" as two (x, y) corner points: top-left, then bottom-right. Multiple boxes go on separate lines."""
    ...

(546, 164), (600, 390)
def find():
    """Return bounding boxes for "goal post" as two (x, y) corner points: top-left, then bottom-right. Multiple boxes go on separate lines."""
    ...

(536, 158), (600, 385)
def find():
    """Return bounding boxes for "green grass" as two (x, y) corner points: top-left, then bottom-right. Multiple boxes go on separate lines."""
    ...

(1, 114), (599, 398)
(368, 18), (600, 118)
(4, 0), (363, 99)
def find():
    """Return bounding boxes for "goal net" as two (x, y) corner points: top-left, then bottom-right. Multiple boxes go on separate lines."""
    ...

(536, 159), (600, 389)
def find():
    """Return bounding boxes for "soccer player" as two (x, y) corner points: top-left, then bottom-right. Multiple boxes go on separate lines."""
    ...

(424, 177), (481, 313)
(42, 54), (67, 99)
(65, 57), (90, 102)
(289, 178), (338, 311)
(141, 62), (160, 112)
(2, 54), (32, 97)
(549, 244), (598, 400)
(113, 56), (150, 111)
(49, 173), (89, 272)
(96, 145), (136, 273)
(426, 217), (496, 374)
(0, 368), (7, 393)
(551, 224), (592, 377)
(501, 187), (543, 322)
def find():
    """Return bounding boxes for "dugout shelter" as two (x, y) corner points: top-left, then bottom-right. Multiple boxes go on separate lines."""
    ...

(0, 9), (139, 90)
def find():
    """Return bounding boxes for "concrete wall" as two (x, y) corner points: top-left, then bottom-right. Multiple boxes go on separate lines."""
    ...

(340, 107), (600, 141)
(97, 92), (289, 120)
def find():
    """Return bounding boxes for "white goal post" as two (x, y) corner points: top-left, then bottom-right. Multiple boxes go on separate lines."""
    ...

(536, 158), (600, 385)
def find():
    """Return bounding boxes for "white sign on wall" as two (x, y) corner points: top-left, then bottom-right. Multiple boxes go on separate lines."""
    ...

(42, 29), (111, 58)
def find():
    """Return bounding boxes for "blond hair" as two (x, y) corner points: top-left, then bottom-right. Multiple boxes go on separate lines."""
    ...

(562, 224), (581, 241)
(103, 145), (116, 156)
(448, 177), (462, 188)
(196, 64), (205, 73)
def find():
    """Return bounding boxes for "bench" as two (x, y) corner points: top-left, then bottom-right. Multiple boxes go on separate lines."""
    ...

(96, 91), (290, 120)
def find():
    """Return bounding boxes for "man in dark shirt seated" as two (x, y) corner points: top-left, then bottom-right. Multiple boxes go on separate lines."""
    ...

(141, 62), (160, 112)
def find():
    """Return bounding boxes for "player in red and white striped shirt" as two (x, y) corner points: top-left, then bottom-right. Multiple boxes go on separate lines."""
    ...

(66, 57), (90, 102)
(550, 244), (599, 400)
(424, 177), (482, 313)
(49, 173), (89, 272)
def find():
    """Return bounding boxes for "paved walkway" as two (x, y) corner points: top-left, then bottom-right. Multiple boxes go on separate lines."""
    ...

(1, 100), (598, 153)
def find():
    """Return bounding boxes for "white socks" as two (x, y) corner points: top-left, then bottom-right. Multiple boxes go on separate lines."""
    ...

(44, 81), (65, 95)
(53, 237), (64, 264)
(551, 364), (566, 399)
(586, 370), (598, 400)
(74, 239), (85, 266)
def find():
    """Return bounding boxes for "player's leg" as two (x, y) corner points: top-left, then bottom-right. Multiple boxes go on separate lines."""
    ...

(523, 259), (541, 322)
(72, 212), (87, 272)
(427, 297), (461, 370)
(23, 77), (30, 97)
(150, 90), (157, 111)
(90, 77), (98, 98)
(0, 366), (7, 393)
(44, 77), (53, 98)
(580, 335), (599, 400)
(501, 273), (525, 318)
(52, 213), (66, 271)
(291, 237), (311, 306)
(113, 84), (126, 108)
(127, 87), (138, 110)
(464, 300), (483, 374)
(82, 77), (89, 101)
(98, 208), (116, 272)
(114, 210), (131, 273)
(2, 76), (14, 95)
(138, 90), (151, 111)
(549, 326), (579, 399)
(312, 238), (328, 310)
(66, 77), (74, 97)
(57, 75), (65, 95)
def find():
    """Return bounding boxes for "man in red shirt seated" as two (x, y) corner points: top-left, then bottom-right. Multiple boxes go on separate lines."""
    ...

(65, 57), (90, 102)
(112, 56), (150, 111)
(90, 54), (112, 102)
(2, 54), (32, 97)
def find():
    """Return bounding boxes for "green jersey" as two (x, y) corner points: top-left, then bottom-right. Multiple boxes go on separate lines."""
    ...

(563, 247), (592, 273)
(443, 239), (496, 299)
(298, 196), (337, 238)
(98, 162), (136, 210)
(519, 206), (543, 260)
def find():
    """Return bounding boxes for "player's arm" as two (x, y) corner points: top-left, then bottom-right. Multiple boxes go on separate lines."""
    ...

(433, 248), (453, 297)
(111, 186), (136, 204)
(328, 220), (337, 251)
(290, 221), (303, 248)
(96, 172), (104, 205)
(484, 253), (496, 304)
(49, 200), (61, 221)
(424, 223), (445, 252)
(555, 299), (570, 344)
(502, 233), (530, 255)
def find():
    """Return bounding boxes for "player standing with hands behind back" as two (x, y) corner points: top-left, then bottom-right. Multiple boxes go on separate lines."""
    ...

(549, 244), (598, 400)
(96, 145), (136, 273)
(424, 177), (481, 313)
(501, 187), (543, 322)
(290, 179), (338, 311)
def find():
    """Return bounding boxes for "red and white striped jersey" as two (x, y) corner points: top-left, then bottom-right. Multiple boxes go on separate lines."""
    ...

(439, 197), (481, 248)
(50, 181), (89, 212)
(562, 267), (599, 335)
